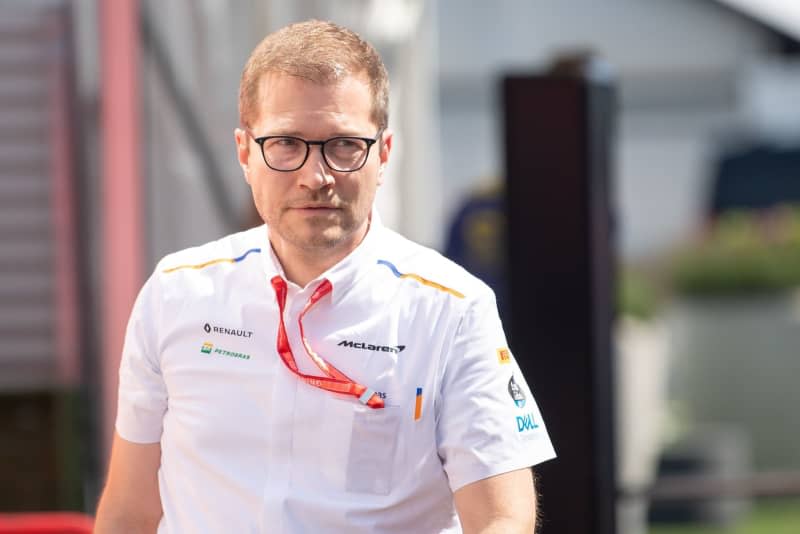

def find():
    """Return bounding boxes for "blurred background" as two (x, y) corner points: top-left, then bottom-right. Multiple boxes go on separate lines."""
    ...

(1, 0), (799, 532)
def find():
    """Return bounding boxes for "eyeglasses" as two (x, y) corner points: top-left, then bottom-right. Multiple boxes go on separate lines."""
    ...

(251, 130), (383, 172)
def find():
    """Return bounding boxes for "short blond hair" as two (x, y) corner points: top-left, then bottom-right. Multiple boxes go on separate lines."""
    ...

(238, 20), (389, 130)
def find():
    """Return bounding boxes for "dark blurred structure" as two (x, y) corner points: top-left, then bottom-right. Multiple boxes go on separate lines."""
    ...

(443, 51), (608, 326)
(502, 57), (617, 533)
(709, 142), (800, 216)
(445, 53), (617, 533)
(648, 427), (751, 527)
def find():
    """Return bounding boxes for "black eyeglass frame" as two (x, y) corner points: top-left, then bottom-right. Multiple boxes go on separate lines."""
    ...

(250, 129), (384, 173)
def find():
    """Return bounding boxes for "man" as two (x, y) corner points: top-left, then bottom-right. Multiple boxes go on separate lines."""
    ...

(95, 20), (555, 533)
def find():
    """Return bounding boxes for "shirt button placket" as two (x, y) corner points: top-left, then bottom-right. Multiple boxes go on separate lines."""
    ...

(260, 286), (299, 533)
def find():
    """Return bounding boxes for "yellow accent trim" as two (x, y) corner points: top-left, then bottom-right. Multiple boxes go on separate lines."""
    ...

(400, 274), (465, 299)
(162, 257), (235, 273)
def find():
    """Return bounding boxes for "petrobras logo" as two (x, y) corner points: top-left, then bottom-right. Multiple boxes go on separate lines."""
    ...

(199, 341), (250, 361)
(508, 375), (526, 408)
(516, 412), (540, 433)
(338, 340), (405, 354)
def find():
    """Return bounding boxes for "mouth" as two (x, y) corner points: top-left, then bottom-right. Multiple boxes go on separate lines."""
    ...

(291, 205), (338, 210)
(288, 199), (340, 208)
(288, 204), (341, 216)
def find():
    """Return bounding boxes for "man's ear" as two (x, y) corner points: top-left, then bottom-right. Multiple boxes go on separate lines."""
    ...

(234, 128), (252, 185)
(377, 129), (393, 186)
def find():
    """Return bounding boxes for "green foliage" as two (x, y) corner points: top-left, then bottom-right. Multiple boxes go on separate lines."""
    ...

(669, 207), (800, 297)
(617, 267), (661, 319)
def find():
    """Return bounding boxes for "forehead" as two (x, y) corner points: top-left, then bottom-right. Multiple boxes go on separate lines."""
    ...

(251, 72), (375, 135)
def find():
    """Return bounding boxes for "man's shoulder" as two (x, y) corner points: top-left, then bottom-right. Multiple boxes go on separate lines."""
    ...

(155, 225), (265, 278)
(373, 226), (494, 304)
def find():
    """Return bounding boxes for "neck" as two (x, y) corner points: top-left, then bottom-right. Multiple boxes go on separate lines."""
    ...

(270, 221), (370, 288)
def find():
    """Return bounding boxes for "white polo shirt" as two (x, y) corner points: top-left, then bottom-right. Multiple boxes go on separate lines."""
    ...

(116, 216), (555, 533)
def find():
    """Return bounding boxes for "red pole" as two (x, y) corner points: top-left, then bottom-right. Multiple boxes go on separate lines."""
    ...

(99, 0), (143, 467)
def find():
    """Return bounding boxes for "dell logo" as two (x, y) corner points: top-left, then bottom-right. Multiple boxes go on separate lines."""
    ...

(516, 413), (540, 433)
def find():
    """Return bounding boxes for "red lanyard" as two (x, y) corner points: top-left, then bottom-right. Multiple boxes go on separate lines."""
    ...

(270, 275), (384, 409)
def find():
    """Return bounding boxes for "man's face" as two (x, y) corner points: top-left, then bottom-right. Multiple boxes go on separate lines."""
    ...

(235, 73), (391, 256)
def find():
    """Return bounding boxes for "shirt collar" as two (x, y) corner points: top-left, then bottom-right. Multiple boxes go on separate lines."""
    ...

(260, 210), (384, 305)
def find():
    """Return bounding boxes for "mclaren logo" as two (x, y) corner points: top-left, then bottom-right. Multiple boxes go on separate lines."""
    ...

(338, 340), (405, 354)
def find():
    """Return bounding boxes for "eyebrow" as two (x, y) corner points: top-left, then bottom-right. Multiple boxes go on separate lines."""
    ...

(258, 130), (368, 138)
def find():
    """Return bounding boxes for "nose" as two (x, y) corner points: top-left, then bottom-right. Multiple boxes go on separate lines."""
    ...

(296, 145), (334, 190)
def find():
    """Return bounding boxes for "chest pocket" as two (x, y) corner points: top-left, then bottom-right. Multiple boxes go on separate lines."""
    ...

(326, 398), (402, 495)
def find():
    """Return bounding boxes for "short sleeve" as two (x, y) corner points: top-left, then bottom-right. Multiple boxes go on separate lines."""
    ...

(115, 268), (168, 443)
(436, 287), (556, 493)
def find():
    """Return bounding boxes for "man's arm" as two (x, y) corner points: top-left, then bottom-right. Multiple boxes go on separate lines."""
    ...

(94, 432), (163, 534)
(454, 468), (537, 534)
